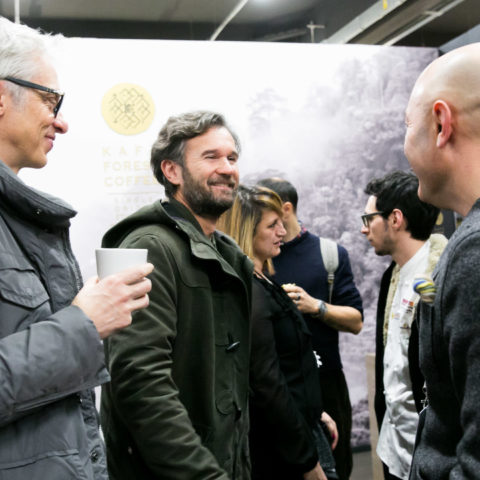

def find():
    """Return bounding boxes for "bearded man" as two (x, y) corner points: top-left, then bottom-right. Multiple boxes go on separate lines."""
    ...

(100, 111), (253, 480)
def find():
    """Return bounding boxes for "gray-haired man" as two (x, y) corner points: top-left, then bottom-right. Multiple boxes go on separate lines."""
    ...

(0, 17), (152, 480)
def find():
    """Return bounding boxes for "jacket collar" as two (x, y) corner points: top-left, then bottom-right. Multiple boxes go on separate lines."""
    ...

(0, 159), (76, 227)
(163, 198), (253, 277)
(162, 198), (208, 239)
(102, 196), (252, 280)
(431, 200), (480, 279)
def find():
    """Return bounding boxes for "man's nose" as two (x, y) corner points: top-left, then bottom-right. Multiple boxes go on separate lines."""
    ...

(216, 157), (236, 175)
(53, 112), (69, 134)
(360, 224), (368, 235)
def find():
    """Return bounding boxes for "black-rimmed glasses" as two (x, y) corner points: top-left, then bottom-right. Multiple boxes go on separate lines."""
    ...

(3, 76), (64, 117)
(361, 211), (384, 228)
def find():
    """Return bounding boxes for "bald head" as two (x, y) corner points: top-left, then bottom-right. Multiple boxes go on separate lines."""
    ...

(410, 43), (480, 137)
(405, 43), (480, 216)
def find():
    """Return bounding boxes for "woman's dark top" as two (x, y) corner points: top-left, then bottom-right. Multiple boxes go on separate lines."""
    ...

(249, 273), (323, 479)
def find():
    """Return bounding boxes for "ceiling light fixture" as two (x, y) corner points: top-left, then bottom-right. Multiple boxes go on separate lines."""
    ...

(14, 0), (20, 23)
(322, 0), (467, 46)
(210, 0), (250, 41)
(381, 0), (466, 45)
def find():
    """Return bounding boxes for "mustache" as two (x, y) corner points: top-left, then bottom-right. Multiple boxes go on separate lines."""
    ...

(207, 175), (237, 188)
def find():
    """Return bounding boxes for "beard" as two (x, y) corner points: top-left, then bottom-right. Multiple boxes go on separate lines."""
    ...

(373, 245), (391, 257)
(181, 165), (238, 219)
(372, 230), (394, 257)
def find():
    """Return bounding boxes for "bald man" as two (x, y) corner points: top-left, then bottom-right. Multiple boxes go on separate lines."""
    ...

(404, 43), (480, 479)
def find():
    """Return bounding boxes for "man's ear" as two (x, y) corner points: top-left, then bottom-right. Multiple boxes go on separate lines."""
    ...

(433, 100), (453, 148)
(390, 208), (406, 231)
(160, 159), (182, 186)
(282, 201), (294, 220)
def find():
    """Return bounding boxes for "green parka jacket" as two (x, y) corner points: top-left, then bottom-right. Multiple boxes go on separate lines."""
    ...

(100, 198), (253, 480)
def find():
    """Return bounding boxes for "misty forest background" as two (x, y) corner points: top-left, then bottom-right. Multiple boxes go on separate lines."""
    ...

(242, 46), (438, 446)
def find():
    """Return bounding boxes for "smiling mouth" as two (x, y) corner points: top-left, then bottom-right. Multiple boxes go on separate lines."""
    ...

(209, 182), (236, 191)
(45, 136), (55, 150)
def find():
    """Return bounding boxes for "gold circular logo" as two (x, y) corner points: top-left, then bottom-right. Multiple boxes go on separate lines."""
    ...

(101, 83), (155, 135)
(436, 211), (444, 225)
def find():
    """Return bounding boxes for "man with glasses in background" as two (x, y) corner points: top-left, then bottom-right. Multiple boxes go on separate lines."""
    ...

(0, 17), (153, 480)
(361, 171), (446, 480)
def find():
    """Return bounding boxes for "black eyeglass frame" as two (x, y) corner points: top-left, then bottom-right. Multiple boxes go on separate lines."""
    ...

(3, 76), (64, 117)
(361, 211), (384, 228)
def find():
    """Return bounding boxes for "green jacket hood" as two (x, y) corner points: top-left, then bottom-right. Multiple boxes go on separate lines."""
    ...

(102, 198), (206, 248)
(102, 197), (251, 277)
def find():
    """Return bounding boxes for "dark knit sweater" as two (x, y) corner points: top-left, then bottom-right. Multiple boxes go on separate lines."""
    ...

(410, 200), (480, 479)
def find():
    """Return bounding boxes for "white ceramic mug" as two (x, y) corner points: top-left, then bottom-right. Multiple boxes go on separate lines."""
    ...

(95, 248), (148, 279)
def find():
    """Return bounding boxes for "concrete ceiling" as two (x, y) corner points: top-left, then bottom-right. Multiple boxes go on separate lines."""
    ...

(0, 0), (479, 47)
(0, 0), (319, 23)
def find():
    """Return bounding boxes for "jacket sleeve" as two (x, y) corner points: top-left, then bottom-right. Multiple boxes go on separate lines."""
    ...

(249, 280), (318, 475)
(103, 233), (229, 480)
(441, 233), (480, 478)
(0, 305), (108, 426)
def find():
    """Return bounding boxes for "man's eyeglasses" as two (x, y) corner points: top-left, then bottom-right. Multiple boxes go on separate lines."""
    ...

(2, 76), (64, 117)
(361, 211), (384, 228)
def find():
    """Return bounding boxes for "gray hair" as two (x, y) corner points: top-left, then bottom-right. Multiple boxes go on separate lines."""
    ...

(150, 110), (240, 197)
(0, 17), (54, 102)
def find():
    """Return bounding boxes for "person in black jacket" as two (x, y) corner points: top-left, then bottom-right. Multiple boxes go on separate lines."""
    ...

(257, 177), (363, 480)
(219, 185), (338, 480)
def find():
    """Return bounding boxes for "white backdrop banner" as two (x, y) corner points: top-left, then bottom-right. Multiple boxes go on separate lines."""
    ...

(20, 38), (437, 446)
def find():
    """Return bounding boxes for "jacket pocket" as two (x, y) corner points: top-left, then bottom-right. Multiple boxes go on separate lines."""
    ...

(176, 262), (210, 289)
(0, 449), (89, 480)
(216, 389), (236, 415)
(0, 252), (48, 308)
(0, 398), (92, 480)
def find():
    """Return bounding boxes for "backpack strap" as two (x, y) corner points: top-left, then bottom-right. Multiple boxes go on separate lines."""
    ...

(319, 237), (339, 304)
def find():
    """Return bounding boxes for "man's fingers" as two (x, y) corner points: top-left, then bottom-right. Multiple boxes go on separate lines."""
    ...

(105, 263), (154, 285)
(130, 277), (152, 298)
(130, 294), (150, 312)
